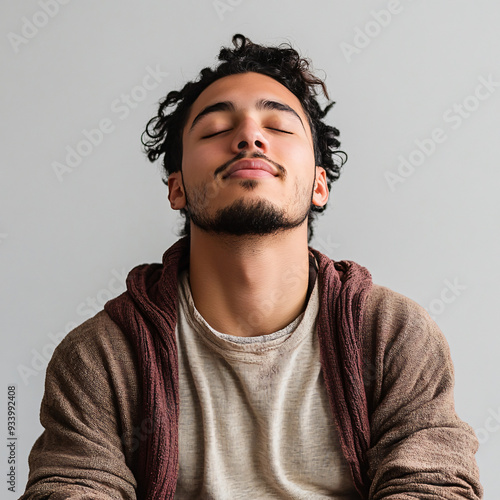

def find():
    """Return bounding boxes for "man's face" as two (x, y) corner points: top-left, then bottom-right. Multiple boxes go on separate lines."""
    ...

(168, 71), (328, 236)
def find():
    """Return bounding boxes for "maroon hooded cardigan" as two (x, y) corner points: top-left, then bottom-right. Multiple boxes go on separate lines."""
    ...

(104, 237), (373, 499)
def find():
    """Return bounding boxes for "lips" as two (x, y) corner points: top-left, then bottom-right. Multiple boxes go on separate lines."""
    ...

(223, 159), (278, 179)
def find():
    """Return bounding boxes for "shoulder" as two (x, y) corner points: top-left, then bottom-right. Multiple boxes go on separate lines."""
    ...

(46, 311), (140, 402)
(362, 283), (443, 343)
(360, 284), (460, 433)
(361, 283), (452, 373)
(53, 310), (134, 361)
(364, 283), (431, 325)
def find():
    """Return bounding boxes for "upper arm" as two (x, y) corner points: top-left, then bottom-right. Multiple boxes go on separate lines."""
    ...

(362, 285), (483, 499)
(21, 312), (141, 500)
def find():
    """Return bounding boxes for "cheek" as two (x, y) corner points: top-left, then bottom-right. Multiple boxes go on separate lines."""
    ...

(181, 148), (226, 200)
(181, 143), (216, 180)
(274, 141), (315, 174)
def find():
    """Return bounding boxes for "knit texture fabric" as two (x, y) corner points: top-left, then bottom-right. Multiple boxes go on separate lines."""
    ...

(104, 238), (373, 499)
(104, 238), (188, 499)
(310, 248), (372, 497)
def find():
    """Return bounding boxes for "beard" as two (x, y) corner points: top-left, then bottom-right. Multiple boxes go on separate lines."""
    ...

(184, 180), (313, 236)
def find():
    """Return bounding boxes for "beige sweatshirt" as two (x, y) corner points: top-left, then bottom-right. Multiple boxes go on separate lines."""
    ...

(175, 270), (358, 498)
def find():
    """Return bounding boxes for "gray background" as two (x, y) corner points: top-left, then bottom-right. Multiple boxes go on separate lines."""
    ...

(1, 0), (498, 496)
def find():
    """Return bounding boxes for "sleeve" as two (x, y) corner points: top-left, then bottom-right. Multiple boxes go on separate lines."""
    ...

(362, 285), (483, 500)
(20, 312), (141, 500)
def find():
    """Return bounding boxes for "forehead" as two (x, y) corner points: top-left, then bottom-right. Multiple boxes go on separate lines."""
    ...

(184, 72), (309, 129)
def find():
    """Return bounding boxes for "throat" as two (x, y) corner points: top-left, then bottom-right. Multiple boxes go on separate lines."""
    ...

(188, 235), (313, 337)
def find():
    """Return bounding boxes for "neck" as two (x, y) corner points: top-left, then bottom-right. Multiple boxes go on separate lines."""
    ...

(188, 226), (311, 337)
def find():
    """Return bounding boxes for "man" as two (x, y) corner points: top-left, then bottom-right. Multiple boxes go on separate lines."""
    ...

(22, 35), (482, 499)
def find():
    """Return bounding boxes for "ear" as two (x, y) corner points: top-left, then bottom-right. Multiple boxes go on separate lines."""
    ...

(312, 166), (329, 207)
(167, 171), (187, 210)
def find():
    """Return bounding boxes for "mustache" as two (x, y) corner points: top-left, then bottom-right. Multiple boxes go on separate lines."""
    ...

(213, 151), (286, 179)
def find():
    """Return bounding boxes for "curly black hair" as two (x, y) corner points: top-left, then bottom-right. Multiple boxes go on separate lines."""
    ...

(142, 34), (347, 242)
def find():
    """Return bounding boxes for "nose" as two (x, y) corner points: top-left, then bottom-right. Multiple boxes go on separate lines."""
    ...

(230, 118), (269, 154)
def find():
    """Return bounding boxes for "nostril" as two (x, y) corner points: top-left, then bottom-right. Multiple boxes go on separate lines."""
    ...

(237, 141), (247, 149)
(255, 140), (262, 148)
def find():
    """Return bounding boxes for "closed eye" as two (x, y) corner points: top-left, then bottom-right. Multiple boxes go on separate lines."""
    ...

(266, 127), (293, 134)
(202, 127), (292, 139)
(201, 129), (231, 139)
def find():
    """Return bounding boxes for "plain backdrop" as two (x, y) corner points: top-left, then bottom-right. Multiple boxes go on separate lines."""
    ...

(1, 0), (499, 496)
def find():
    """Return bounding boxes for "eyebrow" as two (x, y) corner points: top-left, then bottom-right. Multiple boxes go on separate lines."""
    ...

(189, 101), (235, 131)
(256, 99), (304, 129)
(188, 99), (305, 132)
